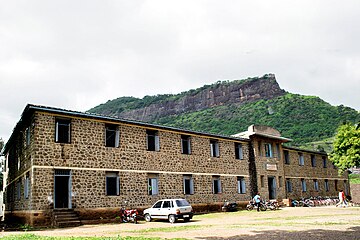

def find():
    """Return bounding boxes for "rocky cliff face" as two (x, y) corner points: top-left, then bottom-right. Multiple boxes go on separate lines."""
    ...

(117, 74), (286, 122)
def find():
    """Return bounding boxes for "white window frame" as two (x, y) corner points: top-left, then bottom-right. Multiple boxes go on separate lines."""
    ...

(183, 175), (194, 195)
(298, 153), (304, 166)
(148, 176), (159, 195)
(264, 143), (273, 158)
(314, 179), (319, 192)
(55, 119), (71, 143)
(105, 124), (120, 147)
(25, 127), (31, 146)
(237, 177), (246, 194)
(210, 140), (220, 157)
(301, 179), (307, 192)
(235, 143), (243, 160)
(147, 130), (160, 151)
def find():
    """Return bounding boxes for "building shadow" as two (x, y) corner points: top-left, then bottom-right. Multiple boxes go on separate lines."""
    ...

(197, 226), (360, 240)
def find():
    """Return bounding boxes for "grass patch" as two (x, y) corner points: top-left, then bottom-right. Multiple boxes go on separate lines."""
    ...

(127, 225), (213, 233)
(0, 234), (177, 240)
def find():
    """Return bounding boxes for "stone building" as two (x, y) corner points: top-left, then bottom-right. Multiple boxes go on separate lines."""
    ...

(1, 104), (349, 226)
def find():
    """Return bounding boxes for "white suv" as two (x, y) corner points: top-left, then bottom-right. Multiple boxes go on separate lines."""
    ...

(143, 199), (193, 223)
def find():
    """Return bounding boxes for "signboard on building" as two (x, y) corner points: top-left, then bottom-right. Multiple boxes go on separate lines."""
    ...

(266, 163), (277, 171)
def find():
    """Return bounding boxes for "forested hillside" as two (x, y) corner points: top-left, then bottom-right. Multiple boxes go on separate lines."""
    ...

(89, 75), (360, 150)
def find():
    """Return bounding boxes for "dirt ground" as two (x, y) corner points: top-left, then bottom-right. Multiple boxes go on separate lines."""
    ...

(1, 206), (360, 239)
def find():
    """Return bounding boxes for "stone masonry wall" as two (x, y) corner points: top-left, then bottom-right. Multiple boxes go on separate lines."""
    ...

(251, 137), (286, 200)
(284, 149), (348, 200)
(29, 112), (251, 212)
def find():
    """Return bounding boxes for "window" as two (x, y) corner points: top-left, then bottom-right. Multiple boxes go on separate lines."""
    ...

(278, 176), (283, 187)
(105, 124), (119, 147)
(181, 135), (191, 154)
(313, 179), (319, 191)
(17, 158), (20, 171)
(235, 143), (243, 160)
(212, 176), (221, 194)
(55, 119), (71, 143)
(183, 175), (194, 195)
(335, 180), (338, 191)
(301, 178), (307, 192)
(153, 201), (162, 208)
(210, 140), (220, 157)
(322, 156), (327, 168)
(311, 155), (316, 167)
(286, 179), (292, 192)
(147, 130), (160, 151)
(237, 177), (246, 194)
(148, 175), (159, 195)
(16, 180), (21, 200)
(25, 127), (31, 146)
(344, 180), (348, 195)
(298, 153), (304, 166)
(258, 141), (262, 156)
(325, 179), (329, 192)
(260, 175), (265, 188)
(265, 143), (273, 157)
(105, 172), (119, 196)
(276, 144), (281, 158)
(24, 172), (30, 199)
(162, 200), (173, 208)
(284, 150), (290, 164)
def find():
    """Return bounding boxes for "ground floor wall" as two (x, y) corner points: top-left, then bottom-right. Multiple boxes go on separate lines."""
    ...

(285, 177), (349, 200)
(4, 166), (350, 226)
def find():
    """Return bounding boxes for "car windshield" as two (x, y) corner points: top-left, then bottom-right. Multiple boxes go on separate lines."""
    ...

(176, 199), (190, 207)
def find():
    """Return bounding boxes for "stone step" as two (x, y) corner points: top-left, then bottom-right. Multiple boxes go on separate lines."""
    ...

(53, 209), (82, 228)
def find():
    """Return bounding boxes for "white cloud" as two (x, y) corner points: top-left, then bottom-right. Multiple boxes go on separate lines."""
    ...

(1, 0), (360, 142)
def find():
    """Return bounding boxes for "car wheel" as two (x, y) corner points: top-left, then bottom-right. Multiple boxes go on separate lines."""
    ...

(144, 214), (152, 222)
(168, 215), (176, 223)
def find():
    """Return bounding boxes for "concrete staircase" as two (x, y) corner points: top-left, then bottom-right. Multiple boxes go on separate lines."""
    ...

(53, 209), (82, 228)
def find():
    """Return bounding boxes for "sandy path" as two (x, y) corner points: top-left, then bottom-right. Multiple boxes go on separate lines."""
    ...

(1, 206), (359, 239)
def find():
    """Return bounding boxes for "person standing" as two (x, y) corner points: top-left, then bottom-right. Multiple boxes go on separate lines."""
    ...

(336, 190), (345, 207)
(253, 192), (261, 212)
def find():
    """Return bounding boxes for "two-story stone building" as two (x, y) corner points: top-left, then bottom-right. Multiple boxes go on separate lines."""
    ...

(1, 104), (349, 226)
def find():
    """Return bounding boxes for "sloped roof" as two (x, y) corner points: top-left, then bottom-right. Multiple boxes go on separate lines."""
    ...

(2, 104), (249, 154)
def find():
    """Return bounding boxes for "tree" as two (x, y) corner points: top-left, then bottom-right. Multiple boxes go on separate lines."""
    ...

(330, 123), (360, 174)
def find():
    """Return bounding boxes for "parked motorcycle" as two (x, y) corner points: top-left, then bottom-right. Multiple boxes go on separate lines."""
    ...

(222, 200), (238, 212)
(246, 200), (267, 211)
(264, 200), (278, 210)
(120, 203), (138, 224)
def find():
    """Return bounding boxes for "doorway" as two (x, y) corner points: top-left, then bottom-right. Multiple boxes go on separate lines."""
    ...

(268, 177), (277, 199)
(54, 169), (71, 209)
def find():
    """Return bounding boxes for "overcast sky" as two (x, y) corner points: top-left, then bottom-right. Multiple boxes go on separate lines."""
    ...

(1, 0), (360, 142)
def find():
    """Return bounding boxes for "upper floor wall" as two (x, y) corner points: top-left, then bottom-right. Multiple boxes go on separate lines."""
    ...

(28, 111), (250, 176)
(283, 147), (343, 179)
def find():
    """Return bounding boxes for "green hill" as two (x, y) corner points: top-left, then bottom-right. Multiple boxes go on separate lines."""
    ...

(152, 93), (359, 145)
(89, 76), (360, 150)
